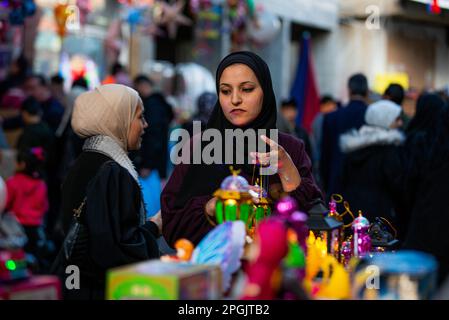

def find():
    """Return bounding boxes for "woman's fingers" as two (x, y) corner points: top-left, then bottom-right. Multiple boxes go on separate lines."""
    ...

(250, 151), (278, 166)
(260, 135), (278, 148)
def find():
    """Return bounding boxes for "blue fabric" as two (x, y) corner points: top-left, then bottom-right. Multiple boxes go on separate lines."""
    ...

(290, 34), (309, 128)
(139, 171), (161, 218)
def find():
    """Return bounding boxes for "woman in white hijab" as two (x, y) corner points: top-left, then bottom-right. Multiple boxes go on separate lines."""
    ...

(52, 84), (160, 300)
(338, 100), (405, 226)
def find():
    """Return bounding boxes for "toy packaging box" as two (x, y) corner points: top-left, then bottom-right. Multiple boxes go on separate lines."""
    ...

(106, 260), (222, 300)
(0, 276), (61, 300)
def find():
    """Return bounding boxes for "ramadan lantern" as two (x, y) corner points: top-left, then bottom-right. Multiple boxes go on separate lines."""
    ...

(306, 199), (343, 256)
(352, 211), (372, 258)
(212, 169), (253, 237)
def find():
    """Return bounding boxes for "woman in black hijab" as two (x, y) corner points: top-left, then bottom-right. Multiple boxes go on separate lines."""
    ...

(396, 93), (449, 285)
(161, 52), (322, 246)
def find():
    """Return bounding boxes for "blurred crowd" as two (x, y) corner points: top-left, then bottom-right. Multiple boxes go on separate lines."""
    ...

(1, 54), (449, 284)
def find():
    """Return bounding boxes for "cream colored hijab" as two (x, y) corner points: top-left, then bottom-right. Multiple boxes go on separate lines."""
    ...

(71, 84), (142, 150)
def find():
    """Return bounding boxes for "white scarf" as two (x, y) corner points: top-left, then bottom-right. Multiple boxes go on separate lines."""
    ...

(83, 135), (146, 225)
(83, 135), (140, 184)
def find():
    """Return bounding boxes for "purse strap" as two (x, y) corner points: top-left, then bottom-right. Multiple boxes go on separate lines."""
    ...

(73, 197), (87, 219)
(71, 160), (114, 220)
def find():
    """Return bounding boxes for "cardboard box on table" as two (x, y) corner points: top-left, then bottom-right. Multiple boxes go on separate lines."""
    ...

(0, 276), (61, 300)
(106, 260), (222, 300)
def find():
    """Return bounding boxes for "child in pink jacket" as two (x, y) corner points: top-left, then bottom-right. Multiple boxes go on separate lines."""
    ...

(6, 147), (49, 255)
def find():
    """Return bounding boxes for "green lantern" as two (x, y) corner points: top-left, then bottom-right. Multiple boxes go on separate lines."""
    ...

(212, 169), (254, 234)
(210, 168), (273, 238)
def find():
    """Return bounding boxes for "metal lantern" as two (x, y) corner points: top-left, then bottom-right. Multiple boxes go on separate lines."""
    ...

(306, 199), (343, 257)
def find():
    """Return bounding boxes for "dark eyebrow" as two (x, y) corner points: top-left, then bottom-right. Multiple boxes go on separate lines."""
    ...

(219, 81), (256, 87)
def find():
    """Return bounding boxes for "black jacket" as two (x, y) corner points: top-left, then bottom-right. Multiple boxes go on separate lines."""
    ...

(339, 126), (405, 226)
(320, 99), (367, 198)
(57, 151), (160, 299)
(135, 93), (173, 179)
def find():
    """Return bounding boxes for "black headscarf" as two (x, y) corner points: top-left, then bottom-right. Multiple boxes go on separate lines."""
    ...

(174, 51), (278, 207)
(404, 93), (448, 176)
(207, 51), (277, 131)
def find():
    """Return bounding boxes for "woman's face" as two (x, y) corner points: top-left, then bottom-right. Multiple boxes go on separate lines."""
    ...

(219, 64), (264, 127)
(127, 103), (148, 151)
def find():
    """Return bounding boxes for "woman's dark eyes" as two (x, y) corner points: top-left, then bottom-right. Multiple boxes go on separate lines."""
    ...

(221, 88), (254, 95)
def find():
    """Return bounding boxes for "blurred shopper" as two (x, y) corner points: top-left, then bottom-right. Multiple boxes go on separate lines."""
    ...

(50, 74), (66, 108)
(320, 73), (369, 198)
(133, 75), (174, 181)
(102, 62), (132, 87)
(56, 78), (89, 176)
(182, 92), (217, 136)
(339, 100), (404, 224)
(5, 147), (48, 262)
(383, 83), (410, 130)
(310, 95), (338, 186)
(278, 98), (312, 160)
(52, 84), (161, 300)
(398, 94), (449, 285)
(2, 75), (64, 134)
(0, 55), (29, 103)
(17, 97), (54, 165)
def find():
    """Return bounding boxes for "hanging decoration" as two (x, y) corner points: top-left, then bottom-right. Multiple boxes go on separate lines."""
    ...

(247, 9), (281, 47)
(191, 0), (222, 57)
(153, 0), (192, 39)
(76, 0), (92, 27)
(227, 0), (251, 50)
(54, 2), (71, 38)
(5, 0), (37, 26)
(428, 0), (441, 14)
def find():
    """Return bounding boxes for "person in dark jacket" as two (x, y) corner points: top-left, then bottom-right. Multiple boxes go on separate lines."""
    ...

(383, 83), (410, 130)
(133, 75), (174, 180)
(398, 94), (449, 285)
(52, 84), (161, 300)
(2, 75), (64, 134)
(339, 100), (404, 225)
(1, 75), (65, 236)
(320, 73), (369, 199)
(16, 97), (54, 167)
(182, 92), (217, 136)
(278, 98), (313, 160)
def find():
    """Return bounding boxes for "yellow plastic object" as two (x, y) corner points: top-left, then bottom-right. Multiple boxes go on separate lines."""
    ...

(305, 232), (327, 281)
(315, 255), (351, 300)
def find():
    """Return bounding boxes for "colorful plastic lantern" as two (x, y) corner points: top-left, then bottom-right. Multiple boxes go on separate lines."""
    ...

(306, 199), (343, 257)
(213, 170), (258, 236)
(352, 212), (372, 258)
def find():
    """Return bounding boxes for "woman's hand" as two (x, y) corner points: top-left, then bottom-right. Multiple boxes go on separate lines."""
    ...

(205, 197), (218, 217)
(250, 135), (301, 192)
